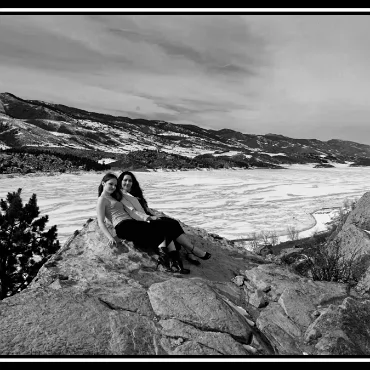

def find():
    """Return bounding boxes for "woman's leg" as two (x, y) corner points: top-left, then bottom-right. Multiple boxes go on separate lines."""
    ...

(115, 220), (168, 252)
(157, 238), (189, 274)
(151, 217), (200, 253)
(166, 240), (177, 252)
(175, 233), (209, 258)
(154, 217), (210, 260)
(115, 220), (185, 272)
(150, 217), (184, 239)
(149, 218), (191, 273)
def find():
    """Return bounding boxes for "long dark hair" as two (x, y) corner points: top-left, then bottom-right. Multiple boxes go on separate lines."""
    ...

(117, 171), (148, 208)
(98, 173), (122, 201)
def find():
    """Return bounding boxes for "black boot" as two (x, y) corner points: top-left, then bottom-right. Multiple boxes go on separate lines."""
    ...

(169, 250), (190, 274)
(156, 247), (174, 272)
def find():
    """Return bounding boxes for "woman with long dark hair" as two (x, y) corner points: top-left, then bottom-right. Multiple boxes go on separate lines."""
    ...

(117, 171), (211, 266)
(96, 173), (190, 274)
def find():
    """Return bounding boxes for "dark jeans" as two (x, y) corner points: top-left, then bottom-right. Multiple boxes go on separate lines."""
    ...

(115, 216), (184, 252)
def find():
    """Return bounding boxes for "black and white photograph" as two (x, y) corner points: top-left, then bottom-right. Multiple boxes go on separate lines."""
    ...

(0, 9), (370, 361)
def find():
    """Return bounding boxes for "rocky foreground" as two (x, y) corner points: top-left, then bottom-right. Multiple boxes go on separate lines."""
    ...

(1, 195), (370, 357)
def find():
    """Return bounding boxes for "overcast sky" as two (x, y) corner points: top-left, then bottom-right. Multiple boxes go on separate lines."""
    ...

(1, 12), (370, 144)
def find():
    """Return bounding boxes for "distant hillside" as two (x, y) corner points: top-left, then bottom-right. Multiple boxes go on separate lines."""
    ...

(1, 91), (370, 173)
(0, 147), (110, 175)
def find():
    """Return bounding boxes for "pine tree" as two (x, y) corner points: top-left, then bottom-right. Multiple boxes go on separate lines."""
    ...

(0, 188), (60, 299)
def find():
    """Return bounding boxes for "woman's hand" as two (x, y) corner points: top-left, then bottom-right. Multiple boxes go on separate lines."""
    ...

(108, 237), (117, 247)
(148, 215), (160, 221)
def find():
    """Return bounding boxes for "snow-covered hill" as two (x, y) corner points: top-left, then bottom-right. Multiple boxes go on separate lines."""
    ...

(1, 92), (370, 169)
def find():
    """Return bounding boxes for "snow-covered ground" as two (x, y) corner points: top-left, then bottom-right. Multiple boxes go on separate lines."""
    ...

(0, 164), (369, 247)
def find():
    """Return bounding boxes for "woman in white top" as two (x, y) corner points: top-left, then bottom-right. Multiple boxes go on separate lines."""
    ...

(117, 171), (211, 266)
(96, 173), (190, 274)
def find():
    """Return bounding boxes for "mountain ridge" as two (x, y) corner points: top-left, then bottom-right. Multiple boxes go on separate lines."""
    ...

(1, 92), (370, 173)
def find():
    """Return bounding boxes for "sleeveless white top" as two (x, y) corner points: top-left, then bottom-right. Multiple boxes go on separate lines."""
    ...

(102, 195), (131, 227)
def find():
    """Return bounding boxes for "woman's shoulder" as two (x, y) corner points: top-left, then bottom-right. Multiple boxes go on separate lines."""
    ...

(121, 192), (136, 201)
(122, 190), (133, 197)
(97, 195), (111, 205)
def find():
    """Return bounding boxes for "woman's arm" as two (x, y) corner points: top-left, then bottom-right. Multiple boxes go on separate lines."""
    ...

(96, 197), (117, 246)
(121, 197), (152, 221)
(142, 203), (156, 216)
(141, 199), (166, 218)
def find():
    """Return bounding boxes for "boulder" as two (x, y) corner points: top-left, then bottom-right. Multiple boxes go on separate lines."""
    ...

(329, 191), (370, 294)
(0, 216), (255, 356)
(254, 244), (273, 257)
(1, 203), (370, 356)
(305, 297), (370, 355)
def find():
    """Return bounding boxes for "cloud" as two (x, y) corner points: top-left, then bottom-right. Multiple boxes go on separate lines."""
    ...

(0, 14), (266, 108)
(1, 13), (370, 144)
(87, 14), (268, 76)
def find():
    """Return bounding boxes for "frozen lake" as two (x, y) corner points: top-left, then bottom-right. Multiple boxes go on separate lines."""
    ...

(1, 165), (370, 246)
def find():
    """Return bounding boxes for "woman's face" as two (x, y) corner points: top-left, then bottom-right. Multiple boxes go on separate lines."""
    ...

(122, 174), (133, 193)
(103, 178), (117, 194)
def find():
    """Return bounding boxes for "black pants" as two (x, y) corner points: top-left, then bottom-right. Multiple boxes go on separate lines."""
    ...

(115, 216), (184, 252)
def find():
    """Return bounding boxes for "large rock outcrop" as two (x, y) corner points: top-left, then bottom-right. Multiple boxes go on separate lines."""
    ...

(328, 192), (370, 296)
(330, 192), (370, 257)
(1, 196), (370, 356)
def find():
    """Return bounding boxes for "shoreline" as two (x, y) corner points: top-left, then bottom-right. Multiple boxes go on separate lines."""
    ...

(277, 207), (340, 243)
(1, 158), (368, 181)
(232, 207), (341, 246)
(0, 168), (266, 180)
(0, 161), (362, 180)
(0, 168), (247, 179)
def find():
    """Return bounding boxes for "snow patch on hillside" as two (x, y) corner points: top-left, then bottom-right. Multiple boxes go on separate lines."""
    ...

(0, 143), (10, 149)
(213, 151), (241, 157)
(260, 152), (287, 157)
(0, 113), (11, 120)
(50, 132), (70, 137)
(326, 160), (354, 167)
(157, 132), (189, 137)
(98, 158), (118, 164)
